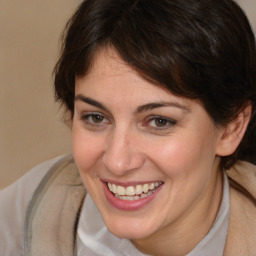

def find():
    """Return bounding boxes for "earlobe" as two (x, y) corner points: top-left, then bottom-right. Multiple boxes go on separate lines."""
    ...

(216, 104), (252, 157)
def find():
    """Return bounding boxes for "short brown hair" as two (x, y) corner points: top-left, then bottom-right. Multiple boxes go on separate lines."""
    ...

(54, 0), (256, 169)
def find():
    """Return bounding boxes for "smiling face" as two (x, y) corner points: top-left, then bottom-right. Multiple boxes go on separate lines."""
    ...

(72, 48), (225, 252)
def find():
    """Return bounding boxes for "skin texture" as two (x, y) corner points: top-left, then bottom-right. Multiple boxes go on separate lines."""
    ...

(72, 48), (229, 255)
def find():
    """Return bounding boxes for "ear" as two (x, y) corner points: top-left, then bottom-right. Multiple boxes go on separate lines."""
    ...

(216, 104), (252, 157)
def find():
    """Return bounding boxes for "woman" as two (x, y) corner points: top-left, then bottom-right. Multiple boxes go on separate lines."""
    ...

(1, 0), (256, 255)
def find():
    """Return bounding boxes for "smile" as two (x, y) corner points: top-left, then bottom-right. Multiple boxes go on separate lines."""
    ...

(107, 182), (163, 201)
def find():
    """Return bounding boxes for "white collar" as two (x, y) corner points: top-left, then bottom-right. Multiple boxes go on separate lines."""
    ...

(77, 174), (230, 256)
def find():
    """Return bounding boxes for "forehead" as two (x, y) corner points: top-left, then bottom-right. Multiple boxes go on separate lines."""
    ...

(78, 47), (146, 85)
(75, 47), (182, 103)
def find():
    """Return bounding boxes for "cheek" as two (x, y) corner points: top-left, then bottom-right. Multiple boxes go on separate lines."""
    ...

(150, 129), (217, 180)
(72, 126), (104, 178)
(149, 133), (218, 219)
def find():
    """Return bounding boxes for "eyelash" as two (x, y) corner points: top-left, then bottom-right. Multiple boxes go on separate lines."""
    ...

(79, 113), (177, 131)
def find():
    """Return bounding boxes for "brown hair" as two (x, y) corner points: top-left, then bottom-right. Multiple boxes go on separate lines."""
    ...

(54, 0), (256, 170)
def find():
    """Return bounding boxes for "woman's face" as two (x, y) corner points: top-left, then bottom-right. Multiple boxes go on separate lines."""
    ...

(72, 48), (224, 241)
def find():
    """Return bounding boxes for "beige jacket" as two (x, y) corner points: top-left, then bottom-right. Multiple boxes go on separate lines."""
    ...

(225, 161), (256, 255)
(22, 155), (256, 256)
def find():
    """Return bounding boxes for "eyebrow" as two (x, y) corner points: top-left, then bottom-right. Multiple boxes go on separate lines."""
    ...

(75, 94), (189, 113)
(135, 102), (189, 113)
(75, 94), (110, 112)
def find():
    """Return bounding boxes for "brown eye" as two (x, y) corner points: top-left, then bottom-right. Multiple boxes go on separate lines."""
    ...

(91, 114), (104, 123)
(80, 112), (109, 128)
(154, 118), (168, 127)
(147, 116), (177, 130)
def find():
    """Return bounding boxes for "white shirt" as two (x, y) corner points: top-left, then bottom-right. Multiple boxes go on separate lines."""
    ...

(0, 156), (230, 256)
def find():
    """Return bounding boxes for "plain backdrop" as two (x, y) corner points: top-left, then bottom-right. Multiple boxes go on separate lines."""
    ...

(0, 0), (79, 189)
(0, 0), (255, 189)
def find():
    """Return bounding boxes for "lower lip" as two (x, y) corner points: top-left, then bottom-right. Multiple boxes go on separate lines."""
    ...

(102, 182), (162, 211)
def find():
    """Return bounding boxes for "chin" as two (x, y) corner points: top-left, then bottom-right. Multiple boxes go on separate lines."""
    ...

(103, 215), (159, 240)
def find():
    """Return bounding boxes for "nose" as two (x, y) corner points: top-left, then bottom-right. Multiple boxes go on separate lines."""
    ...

(102, 128), (145, 176)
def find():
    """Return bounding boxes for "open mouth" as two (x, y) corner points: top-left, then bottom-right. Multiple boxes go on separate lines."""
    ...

(107, 182), (163, 201)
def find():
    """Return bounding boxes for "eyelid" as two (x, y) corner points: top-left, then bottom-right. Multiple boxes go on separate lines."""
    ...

(148, 115), (176, 123)
(79, 111), (108, 119)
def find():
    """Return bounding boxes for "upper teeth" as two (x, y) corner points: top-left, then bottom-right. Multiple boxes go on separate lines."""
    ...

(108, 182), (162, 196)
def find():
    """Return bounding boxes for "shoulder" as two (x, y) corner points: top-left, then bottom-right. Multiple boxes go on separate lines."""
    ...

(227, 161), (256, 199)
(225, 161), (256, 255)
(23, 154), (86, 256)
(0, 154), (68, 256)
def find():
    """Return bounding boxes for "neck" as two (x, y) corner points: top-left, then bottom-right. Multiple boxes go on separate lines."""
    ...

(132, 159), (223, 256)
